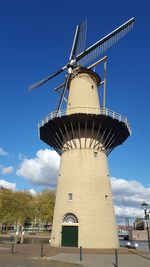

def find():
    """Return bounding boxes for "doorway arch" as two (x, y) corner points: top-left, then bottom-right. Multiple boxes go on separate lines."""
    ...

(61, 213), (79, 247)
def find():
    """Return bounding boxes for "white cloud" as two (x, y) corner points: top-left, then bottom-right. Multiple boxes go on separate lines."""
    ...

(0, 179), (16, 190)
(111, 177), (150, 218)
(18, 153), (27, 161)
(2, 166), (14, 175)
(16, 149), (60, 186)
(20, 188), (37, 196)
(0, 147), (8, 156)
(114, 206), (142, 218)
(28, 188), (37, 196)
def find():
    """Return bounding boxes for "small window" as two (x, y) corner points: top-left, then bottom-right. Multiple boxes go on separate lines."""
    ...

(91, 85), (94, 89)
(68, 193), (73, 201)
(94, 151), (98, 158)
(105, 194), (108, 202)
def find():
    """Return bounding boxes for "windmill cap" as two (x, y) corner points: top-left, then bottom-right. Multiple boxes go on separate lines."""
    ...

(71, 67), (101, 86)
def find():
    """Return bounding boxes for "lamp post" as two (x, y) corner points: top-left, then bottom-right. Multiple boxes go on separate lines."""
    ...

(141, 202), (150, 253)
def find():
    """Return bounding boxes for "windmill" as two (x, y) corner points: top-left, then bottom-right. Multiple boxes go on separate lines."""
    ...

(29, 18), (135, 248)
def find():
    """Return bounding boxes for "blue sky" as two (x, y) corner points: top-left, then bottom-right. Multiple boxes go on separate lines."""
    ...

(0, 0), (150, 217)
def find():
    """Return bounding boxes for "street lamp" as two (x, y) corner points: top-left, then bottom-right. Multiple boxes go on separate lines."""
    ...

(141, 202), (150, 253)
(141, 202), (148, 219)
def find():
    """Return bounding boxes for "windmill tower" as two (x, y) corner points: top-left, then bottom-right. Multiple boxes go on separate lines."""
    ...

(29, 18), (135, 248)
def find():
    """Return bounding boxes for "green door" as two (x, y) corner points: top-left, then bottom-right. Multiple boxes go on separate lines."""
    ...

(61, 226), (78, 247)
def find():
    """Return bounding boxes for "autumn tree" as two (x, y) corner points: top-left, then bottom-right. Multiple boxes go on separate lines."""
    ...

(36, 190), (55, 225)
(0, 188), (15, 226)
(0, 188), (55, 230)
(12, 191), (36, 228)
(0, 189), (35, 229)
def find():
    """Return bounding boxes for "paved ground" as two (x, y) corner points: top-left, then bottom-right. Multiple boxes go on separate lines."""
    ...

(0, 255), (82, 267)
(49, 252), (150, 267)
(0, 243), (150, 267)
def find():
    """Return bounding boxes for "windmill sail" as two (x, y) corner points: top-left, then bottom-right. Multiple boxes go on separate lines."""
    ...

(69, 20), (87, 60)
(28, 66), (67, 91)
(76, 18), (135, 66)
(28, 18), (135, 92)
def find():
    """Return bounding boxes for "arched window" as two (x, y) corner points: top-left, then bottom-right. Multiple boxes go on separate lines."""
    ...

(62, 213), (79, 224)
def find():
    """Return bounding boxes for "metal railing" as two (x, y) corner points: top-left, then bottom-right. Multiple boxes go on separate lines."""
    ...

(38, 107), (131, 132)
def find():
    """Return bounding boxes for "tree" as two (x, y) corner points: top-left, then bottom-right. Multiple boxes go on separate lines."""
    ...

(0, 188), (15, 226)
(0, 188), (55, 230)
(36, 190), (55, 225)
(12, 191), (36, 227)
(0, 189), (36, 229)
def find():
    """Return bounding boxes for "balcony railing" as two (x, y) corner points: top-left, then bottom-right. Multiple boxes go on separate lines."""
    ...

(38, 107), (131, 134)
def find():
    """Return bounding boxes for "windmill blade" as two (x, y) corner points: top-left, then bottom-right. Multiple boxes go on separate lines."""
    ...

(28, 65), (67, 92)
(69, 20), (87, 61)
(57, 74), (70, 111)
(76, 17), (135, 66)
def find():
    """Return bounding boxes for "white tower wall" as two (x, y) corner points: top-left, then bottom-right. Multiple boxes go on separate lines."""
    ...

(51, 148), (118, 248)
(67, 70), (100, 113)
(51, 69), (119, 248)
